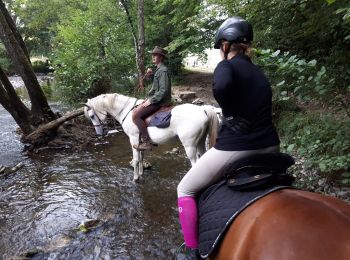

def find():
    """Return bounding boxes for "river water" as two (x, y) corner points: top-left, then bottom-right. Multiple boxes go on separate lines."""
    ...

(0, 104), (189, 259)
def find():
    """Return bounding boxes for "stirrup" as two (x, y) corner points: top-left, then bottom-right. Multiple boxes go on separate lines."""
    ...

(175, 242), (186, 260)
(175, 242), (201, 260)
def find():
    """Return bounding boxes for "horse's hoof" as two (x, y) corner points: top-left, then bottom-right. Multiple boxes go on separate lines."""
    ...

(133, 177), (140, 183)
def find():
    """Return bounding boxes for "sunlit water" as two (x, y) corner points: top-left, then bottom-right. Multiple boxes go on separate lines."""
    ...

(0, 104), (189, 259)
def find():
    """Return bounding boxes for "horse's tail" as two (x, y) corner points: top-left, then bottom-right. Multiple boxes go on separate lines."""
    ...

(204, 107), (219, 148)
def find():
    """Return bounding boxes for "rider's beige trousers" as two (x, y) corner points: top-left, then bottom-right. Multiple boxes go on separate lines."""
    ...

(177, 145), (279, 197)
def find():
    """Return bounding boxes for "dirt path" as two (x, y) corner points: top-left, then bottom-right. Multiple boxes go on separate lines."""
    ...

(172, 69), (217, 105)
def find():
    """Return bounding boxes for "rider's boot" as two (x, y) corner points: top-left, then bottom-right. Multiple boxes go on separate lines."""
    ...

(176, 196), (201, 259)
(133, 136), (153, 151)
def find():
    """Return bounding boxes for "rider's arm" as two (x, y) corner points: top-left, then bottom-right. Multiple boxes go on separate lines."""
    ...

(213, 61), (234, 104)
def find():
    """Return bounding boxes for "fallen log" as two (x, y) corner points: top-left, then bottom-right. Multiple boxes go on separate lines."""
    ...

(22, 108), (85, 148)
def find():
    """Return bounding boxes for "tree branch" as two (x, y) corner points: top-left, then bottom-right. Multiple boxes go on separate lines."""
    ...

(22, 108), (85, 145)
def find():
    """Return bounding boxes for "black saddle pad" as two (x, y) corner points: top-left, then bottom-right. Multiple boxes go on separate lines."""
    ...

(198, 180), (292, 258)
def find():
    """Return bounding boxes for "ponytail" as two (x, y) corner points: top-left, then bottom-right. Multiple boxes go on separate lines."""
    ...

(230, 43), (253, 58)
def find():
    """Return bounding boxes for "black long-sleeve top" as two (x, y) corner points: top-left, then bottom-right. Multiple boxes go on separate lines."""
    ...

(213, 54), (280, 151)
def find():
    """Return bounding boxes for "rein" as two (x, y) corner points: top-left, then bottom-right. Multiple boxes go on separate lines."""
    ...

(120, 98), (138, 125)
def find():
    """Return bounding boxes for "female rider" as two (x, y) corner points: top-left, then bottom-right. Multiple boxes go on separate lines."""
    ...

(176, 17), (280, 259)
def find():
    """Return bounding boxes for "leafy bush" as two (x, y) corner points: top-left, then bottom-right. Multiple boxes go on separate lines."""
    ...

(32, 60), (52, 73)
(278, 111), (350, 183)
(255, 49), (350, 184)
(42, 84), (53, 99)
(255, 49), (349, 117)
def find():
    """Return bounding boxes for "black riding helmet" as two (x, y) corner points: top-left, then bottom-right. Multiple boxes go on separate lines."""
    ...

(214, 17), (253, 49)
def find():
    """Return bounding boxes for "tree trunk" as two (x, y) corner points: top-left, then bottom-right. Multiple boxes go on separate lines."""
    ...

(0, 65), (33, 134)
(0, 0), (56, 125)
(137, 0), (145, 90)
(120, 0), (145, 91)
(0, 1), (30, 61)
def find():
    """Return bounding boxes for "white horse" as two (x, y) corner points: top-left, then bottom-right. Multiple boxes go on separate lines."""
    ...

(84, 93), (219, 181)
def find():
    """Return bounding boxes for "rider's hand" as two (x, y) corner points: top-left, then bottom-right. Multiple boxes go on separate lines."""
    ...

(146, 68), (153, 75)
(142, 99), (151, 107)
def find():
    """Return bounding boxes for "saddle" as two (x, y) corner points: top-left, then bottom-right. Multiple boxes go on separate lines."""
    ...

(224, 152), (295, 190)
(132, 105), (173, 128)
(197, 152), (295, 258)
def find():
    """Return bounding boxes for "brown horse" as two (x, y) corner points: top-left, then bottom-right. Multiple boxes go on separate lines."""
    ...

(211, 189), (350, 260)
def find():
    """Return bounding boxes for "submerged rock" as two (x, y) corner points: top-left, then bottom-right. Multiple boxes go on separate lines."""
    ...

(19, 247), (44, 258)
(78, 219), (100, 233)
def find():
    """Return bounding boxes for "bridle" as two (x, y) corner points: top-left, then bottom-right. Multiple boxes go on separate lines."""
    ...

(85, 105), (108, 129)
(85, 96), (139, 135)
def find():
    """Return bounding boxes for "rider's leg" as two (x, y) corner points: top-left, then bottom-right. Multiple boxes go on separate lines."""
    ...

(132, 104), (160, 149)
(177, 145), (279, 250)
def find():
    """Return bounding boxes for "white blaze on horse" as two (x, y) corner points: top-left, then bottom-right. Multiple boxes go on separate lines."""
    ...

(84, 93), (219, 181)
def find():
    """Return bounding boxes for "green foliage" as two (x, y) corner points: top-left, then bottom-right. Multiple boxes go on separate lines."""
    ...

(10, 0), (86, 55)
(10, 0), (208, 101)
(255, 49), (329, 102)
(255, 49), (350, 117)
(255, 48), (350, 183)
(145, 0), (205, 75)
(42, 84), (53, 99)
(52, 0), (135, 103)
(278, 111), (350, 183)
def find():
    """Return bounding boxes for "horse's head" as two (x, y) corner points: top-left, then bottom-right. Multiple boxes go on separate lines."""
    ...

(84, 97), (108, 136)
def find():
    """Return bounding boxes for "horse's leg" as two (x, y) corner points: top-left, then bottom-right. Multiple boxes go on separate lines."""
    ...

(182, 145), (198, 166)
(138, 151), (144, 176)
(197, 133), (207, 158)
(178, 132), (204, 165)
(131, 148), (141, 181)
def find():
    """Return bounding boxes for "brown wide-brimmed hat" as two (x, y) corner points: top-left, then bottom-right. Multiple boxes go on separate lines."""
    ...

(149, 46), (167, 58)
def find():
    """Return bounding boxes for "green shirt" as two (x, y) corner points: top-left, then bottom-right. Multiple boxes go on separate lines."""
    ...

(148, 63), (172, 106)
